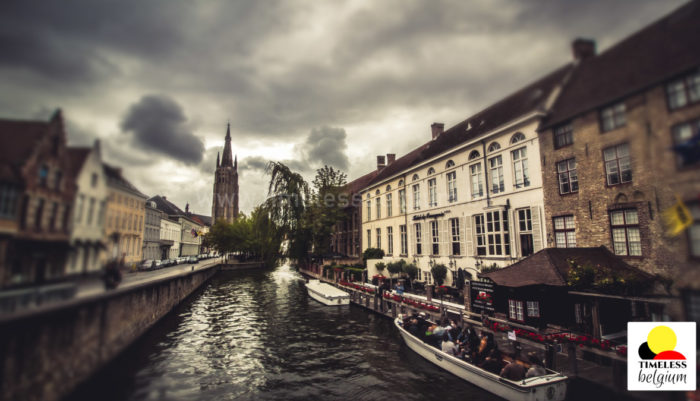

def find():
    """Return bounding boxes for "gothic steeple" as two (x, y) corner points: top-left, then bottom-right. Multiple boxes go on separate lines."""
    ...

(221, 123), (234, 167)
(216, 152), (220, 168)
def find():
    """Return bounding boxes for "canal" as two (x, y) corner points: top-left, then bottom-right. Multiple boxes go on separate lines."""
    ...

(67, 264), (501, 401)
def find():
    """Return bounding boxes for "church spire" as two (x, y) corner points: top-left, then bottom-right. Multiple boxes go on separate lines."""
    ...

(216, 152), (220, 168)
(221, 122), (234, 167)
(234, 154), (237, 170)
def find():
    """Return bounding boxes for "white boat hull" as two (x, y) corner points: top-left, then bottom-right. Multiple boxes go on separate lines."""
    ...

(395, 318), (567, 401)
(306, 280), (350, 306)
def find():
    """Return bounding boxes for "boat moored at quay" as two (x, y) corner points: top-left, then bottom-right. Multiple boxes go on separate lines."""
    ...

(394, 317), (568, 401)
(306, 279), (350, 305)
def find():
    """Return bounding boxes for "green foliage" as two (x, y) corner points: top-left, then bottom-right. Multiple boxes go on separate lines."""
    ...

(375, 262), (386, 273)
(566, 259), (652, 295)
(480, 263), (500, 274)
(402, 263), (418, 281)
(363, 248), (385, 261)
(307, 165), (347, 255)
(430, 263), (448, 286)
(386, 260), (406, 277)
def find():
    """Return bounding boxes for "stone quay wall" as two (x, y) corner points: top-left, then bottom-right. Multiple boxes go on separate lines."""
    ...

(0, 265), (219, 401)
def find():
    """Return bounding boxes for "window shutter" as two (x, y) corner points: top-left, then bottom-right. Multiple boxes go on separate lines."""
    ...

(439, 219), (447, 256)
(464, 215), (474, 256)
(531, 206), (543, 252)
(459, 217), (466, 256)
(511, 209), (519, 257)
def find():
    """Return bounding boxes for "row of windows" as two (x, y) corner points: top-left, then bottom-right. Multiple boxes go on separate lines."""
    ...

(508, 300), (540, 322)
(367, 209), (535, 258)
(555, 143), (632, 196)
(553, 209), (641, 256)
(75, 195), (105, 227)
(108, 211), (143, 232)
(366, 147), (531, 221)
(110, 193), (145, 209)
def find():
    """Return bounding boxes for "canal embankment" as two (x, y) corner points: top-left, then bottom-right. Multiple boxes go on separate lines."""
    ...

(0, 262), (220, 401)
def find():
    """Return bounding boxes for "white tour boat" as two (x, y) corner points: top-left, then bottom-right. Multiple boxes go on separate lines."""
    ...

(394, 317), (568, 401)
(306, 280), (350, 306)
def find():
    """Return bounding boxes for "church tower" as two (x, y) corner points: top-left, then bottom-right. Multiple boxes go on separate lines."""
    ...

(212, 123), (239, 223)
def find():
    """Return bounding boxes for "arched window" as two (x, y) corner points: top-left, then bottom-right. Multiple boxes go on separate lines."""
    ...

(366, 193), (370, 199)
(385, 185), (391, 191)
(468, 150), (480, 160)
(487, 142), (501, 152)
(427, 167), (435, 175)
(412, 174), (419, 181)
(375, 189), (380, 195)
(446, 160), (455, 168)
(510, 132), (526, 144)
(398, 179), (404, 186)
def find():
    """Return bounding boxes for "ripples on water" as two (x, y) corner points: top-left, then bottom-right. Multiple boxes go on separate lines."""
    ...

(68, 264), (499, 401)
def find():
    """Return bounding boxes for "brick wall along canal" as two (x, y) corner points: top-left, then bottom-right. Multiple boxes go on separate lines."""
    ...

(66, 263), (501, 401)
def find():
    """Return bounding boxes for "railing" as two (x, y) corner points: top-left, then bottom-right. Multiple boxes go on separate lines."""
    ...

(0, 282), (78, 315)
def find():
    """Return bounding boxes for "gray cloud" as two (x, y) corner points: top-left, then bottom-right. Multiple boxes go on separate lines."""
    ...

(301, 126), (349, 171)
(241, 156), (269, 172)
(120, 94), (204, 165)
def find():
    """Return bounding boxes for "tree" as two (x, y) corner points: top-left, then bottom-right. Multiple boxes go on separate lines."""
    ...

(386, 259), (406, 287)
(402, 263), (418, 288)
(431, 263), (448, 286)
(375, 262), (386, 276)
(307, 165), (347, 255)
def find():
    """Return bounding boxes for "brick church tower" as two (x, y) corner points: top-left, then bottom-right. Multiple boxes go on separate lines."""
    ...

(212, 123), (239, 223)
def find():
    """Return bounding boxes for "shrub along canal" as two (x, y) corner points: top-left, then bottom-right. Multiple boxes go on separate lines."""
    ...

(66, 263), (500, 401)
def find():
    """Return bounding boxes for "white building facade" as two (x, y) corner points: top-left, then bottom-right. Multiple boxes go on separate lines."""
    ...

(361, 66), (573, 287)
(160, 218), (181, 259)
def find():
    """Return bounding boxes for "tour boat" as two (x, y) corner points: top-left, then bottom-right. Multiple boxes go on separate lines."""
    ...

(394, 318), (568, 401)
(306, 280), (350, 306)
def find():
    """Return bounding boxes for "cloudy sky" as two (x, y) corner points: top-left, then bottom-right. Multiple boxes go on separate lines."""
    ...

(0, 0), (687, 215)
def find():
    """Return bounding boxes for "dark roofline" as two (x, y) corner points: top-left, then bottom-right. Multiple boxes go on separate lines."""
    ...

(103, 163), (148, 199)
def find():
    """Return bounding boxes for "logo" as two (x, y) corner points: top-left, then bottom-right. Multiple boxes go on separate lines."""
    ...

(628, 322), (696, 391)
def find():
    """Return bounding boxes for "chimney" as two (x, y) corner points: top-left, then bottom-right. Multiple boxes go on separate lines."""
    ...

(572, 38), (596, 61)
(386, 153), (396, 165)
(431, 122), (444, 140)
(185, 203), (190, 214)
(377, 155), (386, 171)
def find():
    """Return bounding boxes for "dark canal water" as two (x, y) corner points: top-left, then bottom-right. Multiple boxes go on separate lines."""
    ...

(67, 264), (502, 401)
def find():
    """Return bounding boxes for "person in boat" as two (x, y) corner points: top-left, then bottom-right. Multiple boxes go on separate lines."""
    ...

(475, 332), (496, 364)
(479, 349), (503, 374)
(525, 352), (547, 378)
(441, 333), (459, 356)
(500, 359), (527, 381)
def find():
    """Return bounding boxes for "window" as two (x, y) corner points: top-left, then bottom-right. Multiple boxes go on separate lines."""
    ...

(517, 208), (533, 257)
(604, 143), (632, 185)
(412, 184), (420, 210)
(35, 198), (45, 229)
(0, 184), (19, 219)
(366, 200), (371, 221)
(610, 209), (641, 256)
(600, 102), (626, 132)
(488, 142), (501, 152)
(53, 171), (62, 190)
(386, 185), (391, 191)
(386, 194), (392, 217)
(428, 179), (437, 207)
(39, 165), (49, 187)
(400, 225), (407, 255)
(553, 215), (576, 248)
(427, 167), (435, 175)
(468, 150), (480, 160)
(425, 270), (432, 285)
(76, 195), (85, 223)
(414, 223), (422, 255)
(489, 156), (504, 194)
(527, 301), (540, 317)
(666, 70), (700, 110)
(557, 158), (578, 194)
(399, 189), (406, 214)
(475, 214), (486, 256)
(447, 171), (457, 202)
(49, 202), (58, 231)
(431, 220), (439, 255)
(417, 269), (422, 281)
(689, 203), (700, 258)
(91, 173), (98, 187)
(671, 119), (700, 168)
(470, 163), (484, 198)
(87, 198), (95, 225)
(375, 189), (380, 195)
(511, 147), (529, 188)
(398, 179), (404, 186)
(485, 210), (509, 256)
(510, 132), (526, 144)
(412, 174), (419, 181)
(387, 226), (393, 255)
(509, 300), (524, 321)
(554, 123), (573, 148)
(446, 160), (455, 168)
(450, 218), (460, 255)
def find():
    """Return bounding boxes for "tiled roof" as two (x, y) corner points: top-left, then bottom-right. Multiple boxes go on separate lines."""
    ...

(65, 147), (91, 179)
(0, 119), (50, 183)
(148, 195), (185, 217)
(481, 246), (653, 288)
(191, 213), (212, 227)
(541, 1), (700, 129)
(345, 169), (379, 195)
(103, 163), (148, 199)
(366, 64), (573, 188)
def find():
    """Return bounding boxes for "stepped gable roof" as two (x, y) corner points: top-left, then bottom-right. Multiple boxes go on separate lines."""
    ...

(481, 246), (653, 287)
(65, 147), (91, 179)
(367, 64), (573, 187)
(0, 119), (50, 183)
(541, 1), (700, 130)
(103, 163), (148, 198)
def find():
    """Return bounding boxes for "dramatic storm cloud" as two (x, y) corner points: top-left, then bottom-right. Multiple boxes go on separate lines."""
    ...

(0, 0), (687, 214)
(120, 95), (205, 165)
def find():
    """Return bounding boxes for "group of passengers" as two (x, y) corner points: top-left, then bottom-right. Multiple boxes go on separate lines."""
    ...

(401, 314), (547, 381)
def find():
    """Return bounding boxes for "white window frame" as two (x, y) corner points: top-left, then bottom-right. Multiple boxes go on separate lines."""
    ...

(511, 147), (530, 188)
(428, 178), (437, 207)
(489, 155), (504, 194)
(450, 217), (460, 256)
(412, 184), (420, 210)
(447, 171), (457, 202)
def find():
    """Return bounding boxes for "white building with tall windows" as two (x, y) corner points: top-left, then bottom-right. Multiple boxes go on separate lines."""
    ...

(361, 64), (574, 286)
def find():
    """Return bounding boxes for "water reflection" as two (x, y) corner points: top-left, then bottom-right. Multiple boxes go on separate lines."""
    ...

(68, 264), (499, 401)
